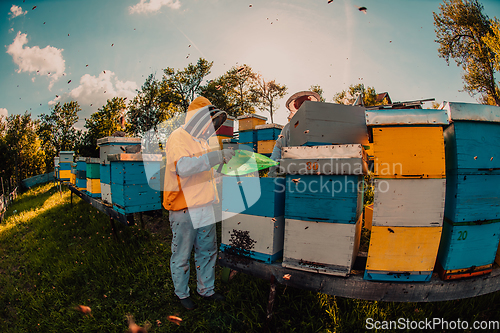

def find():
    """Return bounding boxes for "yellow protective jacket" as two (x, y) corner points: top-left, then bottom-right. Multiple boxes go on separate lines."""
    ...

(162, 97), (219, 211)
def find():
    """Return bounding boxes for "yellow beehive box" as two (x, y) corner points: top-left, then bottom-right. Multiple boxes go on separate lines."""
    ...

(364, 204), (373, 230)
(237, 114), (267, 131)
(372, 126), (446, 178)
(59, 170), (72, 182)
(364, 226), (442, 282)
(257, 140), (275, 154)
(209, 135), (232, 150)
(86, 178), (101, 197)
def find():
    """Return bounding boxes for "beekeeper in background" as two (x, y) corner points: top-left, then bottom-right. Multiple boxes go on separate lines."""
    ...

(163, 96), (235, 310)
(269, 91), (321, 175)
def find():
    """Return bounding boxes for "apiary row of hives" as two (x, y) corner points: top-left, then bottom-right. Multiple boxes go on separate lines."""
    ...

(232, 114), (283, 156)
(54, 138), (162, 215)
(220, 100), (500, 282)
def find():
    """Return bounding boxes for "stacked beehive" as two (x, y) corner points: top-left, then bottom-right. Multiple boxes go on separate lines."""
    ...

(58, 151), (74, 182)
(70, 162), (76, 186)
(282, 101), (369, 276)
(210, 116), (235, 149)
(237, 114), (267, 152)
(255, 124), (283, 157)
(221, 177), (286, 263)
(437, 102), (500, 280)
(96, 137), (141, 204)
(75, 157), (87, 192)
(85, 158), (101, 198)
(54, 157), (59, 180)
(108, 153), (162, 214)
(363, 109), (449, 282)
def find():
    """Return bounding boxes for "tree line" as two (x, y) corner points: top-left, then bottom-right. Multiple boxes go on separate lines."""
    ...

(1, 0), (499, 191)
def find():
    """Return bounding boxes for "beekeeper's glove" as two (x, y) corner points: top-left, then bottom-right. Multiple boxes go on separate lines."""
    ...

(206, 149), (235, 167)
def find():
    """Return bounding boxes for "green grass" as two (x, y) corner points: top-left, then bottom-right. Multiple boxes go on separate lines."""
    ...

(0, 183), (499, 332)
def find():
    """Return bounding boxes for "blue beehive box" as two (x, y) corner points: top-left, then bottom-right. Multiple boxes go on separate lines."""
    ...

(284, 175), (363, 224)
(437, 219), (500, 279)
(109, 153), (161, 214)
(255, 124), (283, 141)
(75, 157), (87, 191)
(238, 130), (256, 144)
(222, 177), (285, 217)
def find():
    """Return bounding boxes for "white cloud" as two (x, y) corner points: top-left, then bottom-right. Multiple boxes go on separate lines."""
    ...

(6, 32), (65, 89)
(0, 108), (8, 118)
(48, 71), (138, 128)
(129, 0), (181, 14)
(9, 5), (27, 19)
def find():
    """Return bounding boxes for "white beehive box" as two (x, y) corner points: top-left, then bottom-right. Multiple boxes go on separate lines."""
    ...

(280, 144), (368, 175)
(372, 178), (446, 227)
(97, 137), (141, 165)
(282, 215), (362, 276)
(221, 212), (285, 263)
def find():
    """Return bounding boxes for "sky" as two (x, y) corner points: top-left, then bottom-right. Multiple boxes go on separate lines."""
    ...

(1, 0), (500, 129)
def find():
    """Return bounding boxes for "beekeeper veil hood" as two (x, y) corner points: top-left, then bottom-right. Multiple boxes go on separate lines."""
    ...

(184, 96), (227, 140)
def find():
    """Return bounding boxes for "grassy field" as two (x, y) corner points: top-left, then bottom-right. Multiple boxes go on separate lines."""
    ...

(0, 183), (499, 332)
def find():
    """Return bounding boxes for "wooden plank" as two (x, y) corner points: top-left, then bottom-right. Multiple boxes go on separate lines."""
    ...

(219, 251), (500, 302)
(68, 185), (132, 226)
(365, 226), (442, 272)
(445, 171), (500, 222)
(221, 213), (285, 259)
(107, 153), (161, 162)
(444, 121), (500, 172)
(364, 204), (373, 230)
(222, 177), (285, 217)
(284, 175), (363, 223)
(437, 219), (500, 271)
(280, 158), (368, 175)
(372, 126), (446, 178)
(282, 216), (361, 276)
(372, 179), (445, 227)
(289, 101), (369, 146)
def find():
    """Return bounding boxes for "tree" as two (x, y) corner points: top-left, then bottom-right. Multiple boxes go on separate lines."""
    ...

(309, 85), (326, 102)
(333, 84), (384, 107)
(162, 58), (213, 112)
(250, 75), (287, 124)
(127, 74), (175, 137)
(38, 101), (81, 171)
(434, 0), (500, 105)
(200, 64), (257, 117)
(80, 97), (128, 157)
(4, 112), (45, 184)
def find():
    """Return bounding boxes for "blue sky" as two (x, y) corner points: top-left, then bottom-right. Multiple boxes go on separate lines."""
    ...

(2, 0), (500, 128)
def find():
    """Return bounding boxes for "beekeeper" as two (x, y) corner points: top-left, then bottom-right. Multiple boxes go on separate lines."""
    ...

(269, 91), (321, 174)
(163, 96), (235, 310)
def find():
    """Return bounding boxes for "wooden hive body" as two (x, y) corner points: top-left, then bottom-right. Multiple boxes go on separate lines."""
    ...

(237, 114), (267, 131)
(257, 140), (275, 155)
(109, 153), (161, 214)
(282, 216), (362, 276)
(437, 220), (500, 280)
(97, 137), (141, 165)
(222, 177), (285, 218)
(289, 101), (369, 146)
(364, 226), (442, 282)
(221, 212), (285, 263)
(59, 151), (74, 163)
(284, 174), (363, 224)
(100, 163), (112, 204)
(75, 158), (87, 191)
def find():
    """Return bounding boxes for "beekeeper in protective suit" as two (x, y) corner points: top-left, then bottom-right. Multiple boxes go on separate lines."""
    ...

(163, 96), (235, 310)
(269, 91), (321, 175)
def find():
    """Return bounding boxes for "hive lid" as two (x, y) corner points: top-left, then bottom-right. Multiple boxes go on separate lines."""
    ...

(96, 136), (142, 146)
(442, 102), (500, 123)
(255, 123), (284, 130)
(236, 114), (268, 121)
(282, 144), (367, 160)
(107, 153), (162, 162)
(76, 157), (87, 162)
(365, 109), (449, 126)
(85, 157), (100, 164)
(59, 151), (75, 155)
